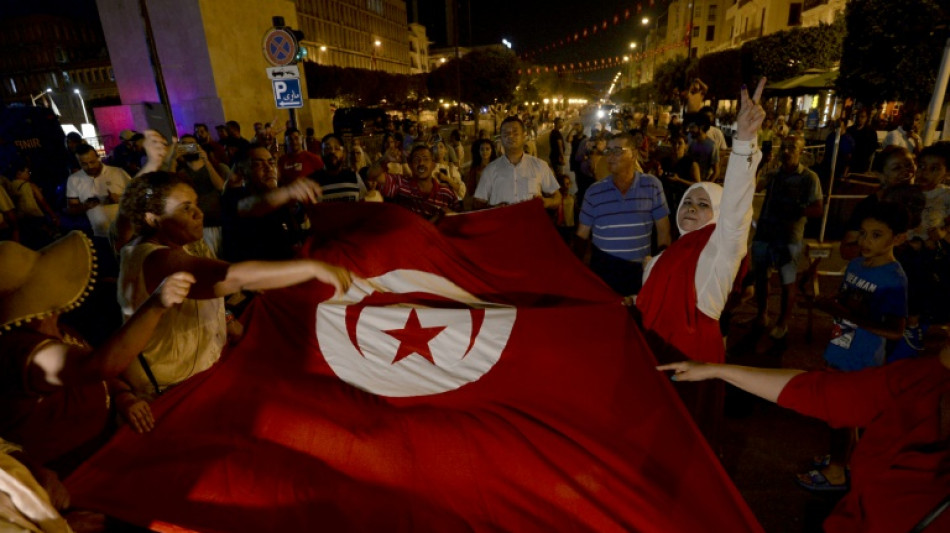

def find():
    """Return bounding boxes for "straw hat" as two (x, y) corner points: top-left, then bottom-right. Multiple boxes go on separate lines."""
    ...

(0, 231), (96, 332)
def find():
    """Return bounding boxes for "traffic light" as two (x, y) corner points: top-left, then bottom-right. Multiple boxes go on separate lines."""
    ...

(292, 30), (307, 63)
(269, 16), (306, 65)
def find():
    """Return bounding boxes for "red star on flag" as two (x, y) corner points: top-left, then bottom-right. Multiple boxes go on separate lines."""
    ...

(384, 309), (446, 365)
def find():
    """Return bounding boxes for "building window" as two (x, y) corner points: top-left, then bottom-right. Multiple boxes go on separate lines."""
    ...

(788, 3), (802, 26)
(706, 25), (715, 41)
(692, 26), (700, 38)
(708, 5), (717, 22)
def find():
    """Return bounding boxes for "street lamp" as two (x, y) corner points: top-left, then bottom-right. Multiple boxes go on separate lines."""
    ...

(30, 88), (51, 105)
(31, 88), (61, 116)
(629, 42), (637, 49)
(502, 38), (512, 49)
(73, 88), (90, 124)
(372, 40), (381, 70)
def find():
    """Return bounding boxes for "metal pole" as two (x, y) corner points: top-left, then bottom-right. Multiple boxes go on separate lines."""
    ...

(923, 38), (950, 146)
(455, 0), (462, 134)
(139, 0), (177, 140)
(74, 90), (90, 123)
(818, 128), (840, 243)
(651, 18), (658, 113)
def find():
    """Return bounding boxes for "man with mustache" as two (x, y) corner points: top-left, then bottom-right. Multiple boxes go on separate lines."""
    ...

(370, 145), (459, 221)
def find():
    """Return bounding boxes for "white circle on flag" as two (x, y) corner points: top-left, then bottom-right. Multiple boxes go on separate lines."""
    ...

(316, 270), (517, 397)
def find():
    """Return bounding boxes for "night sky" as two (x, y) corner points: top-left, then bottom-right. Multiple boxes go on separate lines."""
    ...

(423, 0), (668, 86)
(3, 0), (666, 86)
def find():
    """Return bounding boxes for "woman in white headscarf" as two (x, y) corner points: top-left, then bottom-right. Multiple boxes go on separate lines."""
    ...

(636, 79), (766, 449)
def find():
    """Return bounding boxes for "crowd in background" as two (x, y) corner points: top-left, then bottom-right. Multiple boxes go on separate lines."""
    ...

(1, 91), (949, 532)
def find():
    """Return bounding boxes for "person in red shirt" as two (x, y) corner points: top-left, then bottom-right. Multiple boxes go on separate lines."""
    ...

(277, 128), (324, 185)
(658, 350), (950, 533)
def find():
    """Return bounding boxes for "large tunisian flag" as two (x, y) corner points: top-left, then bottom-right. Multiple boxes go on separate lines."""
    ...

(66, 201), (761, 532)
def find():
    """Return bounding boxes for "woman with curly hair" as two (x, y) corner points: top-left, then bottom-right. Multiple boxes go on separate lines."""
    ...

(112, 132), (352, 433)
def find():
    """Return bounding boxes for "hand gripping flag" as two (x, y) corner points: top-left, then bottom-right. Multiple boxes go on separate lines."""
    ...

(66, 201), (762, 532)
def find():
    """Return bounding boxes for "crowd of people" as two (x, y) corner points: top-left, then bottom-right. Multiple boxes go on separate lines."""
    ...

(1, 78), (949, 531)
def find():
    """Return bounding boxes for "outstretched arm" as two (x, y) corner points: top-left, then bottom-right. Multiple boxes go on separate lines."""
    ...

(657, 361), (804, 404)
(142, 249), (352, 300)
(237, 178), (321, 217)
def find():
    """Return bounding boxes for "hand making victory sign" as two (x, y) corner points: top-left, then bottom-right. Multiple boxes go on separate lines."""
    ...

(735, 77), (767, 142)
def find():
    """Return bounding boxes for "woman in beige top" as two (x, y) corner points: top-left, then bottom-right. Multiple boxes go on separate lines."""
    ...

(114, 140), (351, 433)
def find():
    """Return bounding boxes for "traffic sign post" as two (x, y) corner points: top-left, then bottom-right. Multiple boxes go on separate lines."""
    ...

(266, 65), (300, 80)
(263, 19), (306, 128)
(272, 78), (303, 109)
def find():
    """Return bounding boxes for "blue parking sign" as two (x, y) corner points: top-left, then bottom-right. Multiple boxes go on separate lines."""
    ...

(272, 78), (303, 109)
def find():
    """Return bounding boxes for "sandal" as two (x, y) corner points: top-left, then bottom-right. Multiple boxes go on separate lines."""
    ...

(796, 469), (849, 492)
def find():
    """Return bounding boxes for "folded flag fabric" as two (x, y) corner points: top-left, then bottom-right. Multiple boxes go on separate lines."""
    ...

(66, 201), (762, 532)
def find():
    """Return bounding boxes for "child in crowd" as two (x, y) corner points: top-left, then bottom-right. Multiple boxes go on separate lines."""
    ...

(800, 201), (910, 491)
(892, 141), (950, 358)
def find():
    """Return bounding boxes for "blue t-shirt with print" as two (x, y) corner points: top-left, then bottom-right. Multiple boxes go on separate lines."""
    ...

(823, 258), (907, 371)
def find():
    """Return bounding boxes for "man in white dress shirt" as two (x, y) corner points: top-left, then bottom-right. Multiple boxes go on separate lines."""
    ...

(473, 116), (561, 209)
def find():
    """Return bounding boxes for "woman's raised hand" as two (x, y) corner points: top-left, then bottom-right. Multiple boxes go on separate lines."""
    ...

(735, 77), (767, 142)
(154, 272), (196, 309)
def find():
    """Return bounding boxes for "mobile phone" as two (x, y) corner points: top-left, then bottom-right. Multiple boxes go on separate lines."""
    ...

(181, 143), (199, 154)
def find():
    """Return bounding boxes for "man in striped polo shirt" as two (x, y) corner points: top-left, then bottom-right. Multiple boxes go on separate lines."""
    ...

(370, 145), (459, 221)
(575, 132), (671, 302)
(311, 134), (366, 203)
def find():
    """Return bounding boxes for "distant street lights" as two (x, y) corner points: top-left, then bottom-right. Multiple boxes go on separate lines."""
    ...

(502, 38), (512, 49)
(73, 88), (90, 124)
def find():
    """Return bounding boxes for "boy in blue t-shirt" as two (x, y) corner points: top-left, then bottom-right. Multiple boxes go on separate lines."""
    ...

(798, 201), (909, 492)
(819, 202), (909, 370)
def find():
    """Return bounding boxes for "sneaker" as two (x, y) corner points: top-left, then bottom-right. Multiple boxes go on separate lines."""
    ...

(903, 324), (926, 351)
(889, 324), (927, 362)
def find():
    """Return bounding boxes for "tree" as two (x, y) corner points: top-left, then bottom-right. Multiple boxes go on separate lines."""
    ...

(428, 49), (520, 131)
(740, 16), (846, 84)
(837, 0), (950, 107)
(610, 85), (649, 106)
(694, 49), (743, 103)
(303, 64), (426, 105)
(428, 49), (520, 109)
(653, 56), (696, 106)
